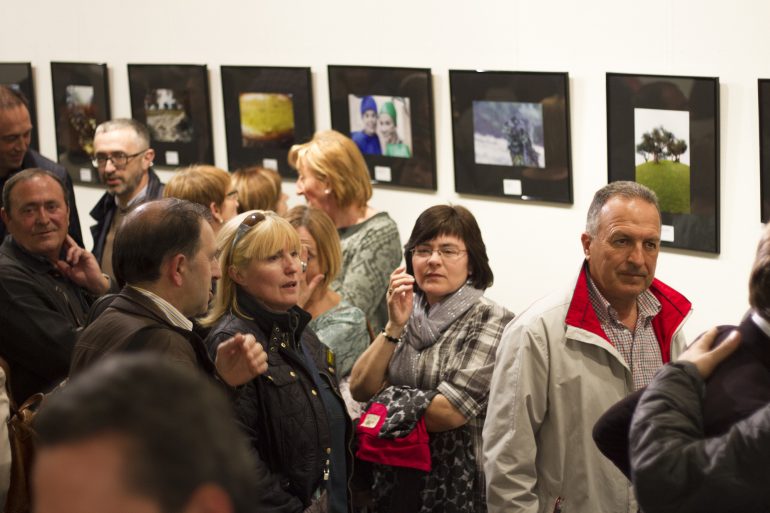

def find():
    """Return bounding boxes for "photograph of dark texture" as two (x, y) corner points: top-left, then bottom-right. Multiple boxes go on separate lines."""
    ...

(329, 65), (436, 190)
(0, 62), (39, 151)
(50, 62), (111, 186)
(221, 66), (314, 177)
(450, 70), (572, 203)
(128, 64), (213, 167)
(607, 72), (720, 253)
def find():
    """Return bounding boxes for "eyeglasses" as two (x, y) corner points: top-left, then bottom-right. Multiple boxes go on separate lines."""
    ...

(92, 149), (148, 169)
(410, 246), (467, 260)
(231, 212), (266, 255)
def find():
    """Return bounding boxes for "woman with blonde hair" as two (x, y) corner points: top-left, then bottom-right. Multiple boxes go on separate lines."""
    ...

(231, 166), (288, 215)
(285, 205), (370, 417)
(163, 165), (239, 233)
(289, 129), (401, 333)
(202, 210), (352, 513)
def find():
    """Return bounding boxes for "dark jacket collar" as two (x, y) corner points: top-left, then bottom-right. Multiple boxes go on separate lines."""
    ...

(1, 236), (60, 275)
(89, 167), (164, 223)
(234, 286), (311, 340)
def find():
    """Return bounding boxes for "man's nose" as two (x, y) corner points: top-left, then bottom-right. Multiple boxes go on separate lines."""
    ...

(627, 242), (645, 266)
(34, 206), (50, 224)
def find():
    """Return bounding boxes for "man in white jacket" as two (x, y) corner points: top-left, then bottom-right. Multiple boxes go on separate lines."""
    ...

(483, 181), (691, 513)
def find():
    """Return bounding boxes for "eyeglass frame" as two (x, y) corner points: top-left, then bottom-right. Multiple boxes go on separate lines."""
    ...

(409, 245), (468, 260)
(91, 149), (149, 169)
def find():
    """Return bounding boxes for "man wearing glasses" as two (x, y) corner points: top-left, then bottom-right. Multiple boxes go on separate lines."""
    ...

(90, 119), (164, 282)
(0, 86), (83, 246)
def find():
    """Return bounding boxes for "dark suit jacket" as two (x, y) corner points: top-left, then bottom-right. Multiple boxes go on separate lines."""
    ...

(592, 315), (770, 477)
(70, 285), (215, 377)
(89, 168), (164, 264)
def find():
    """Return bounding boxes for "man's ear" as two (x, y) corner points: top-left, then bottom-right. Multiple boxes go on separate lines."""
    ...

(0, 207), (8, 225)
(143, 148), (156, 169)
(580, 232), (592, 259)
(181, 483), (234, 513)
(166, 253), (187, 287)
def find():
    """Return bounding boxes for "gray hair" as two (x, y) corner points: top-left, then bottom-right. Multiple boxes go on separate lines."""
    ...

(586, 181), (660, 236)
(94, 118), (151, 149)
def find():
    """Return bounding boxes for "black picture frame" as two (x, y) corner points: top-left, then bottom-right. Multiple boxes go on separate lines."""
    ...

(127, 64), (213, 167)
(607, 72), (720, 253)
(328, 65), (436, 190)
(449, 70), (572, 203)
(221, 66), (314, 178)
(758, 80), (770, 223)
(0, 62), (39, 151)
(50, 62), (111, 187)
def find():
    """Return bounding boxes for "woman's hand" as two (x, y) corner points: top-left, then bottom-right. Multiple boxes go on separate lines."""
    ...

(386, 266), (414, 335)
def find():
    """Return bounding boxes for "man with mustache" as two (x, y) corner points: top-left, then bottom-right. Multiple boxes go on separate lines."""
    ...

(0, 86), (83, 246)
(90, 119), (164, 282)
(483, 181), (692, 513)
(0, 168), (110, 404)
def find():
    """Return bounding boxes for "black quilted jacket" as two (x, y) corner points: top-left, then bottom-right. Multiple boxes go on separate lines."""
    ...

(205, 291), (353, 512)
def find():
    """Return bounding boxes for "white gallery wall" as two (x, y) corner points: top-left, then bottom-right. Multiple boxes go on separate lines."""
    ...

(1, 0), (767, 338)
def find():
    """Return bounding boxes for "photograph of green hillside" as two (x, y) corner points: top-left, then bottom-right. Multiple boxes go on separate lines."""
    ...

(634, 108), (690, 214)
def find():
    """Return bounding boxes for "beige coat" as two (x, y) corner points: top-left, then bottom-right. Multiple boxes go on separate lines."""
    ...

(483, 271), (690, 513)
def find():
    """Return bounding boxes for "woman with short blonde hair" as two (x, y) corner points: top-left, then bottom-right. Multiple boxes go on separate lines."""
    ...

(289, 130), (401, 332)
(285, 205), (370, 417)
(163, 165), (239, 232)
(231, 166), (288, 215)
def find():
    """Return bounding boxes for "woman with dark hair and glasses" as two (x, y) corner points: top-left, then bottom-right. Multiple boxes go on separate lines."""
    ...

(202, 210), (352, 513)
(349, 204), (514, 513)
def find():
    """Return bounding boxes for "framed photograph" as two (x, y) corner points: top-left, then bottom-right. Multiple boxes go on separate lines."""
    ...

(221, 66), (314, 178)
(449, 70), (572, 203)
(127, 64), (213, 167)
(759, 80), (770, 222)
(50, 62), (111, 187)
(607, 72), (720, 253)
(328, 65), (436, 190)
(0, 62), (39, 151)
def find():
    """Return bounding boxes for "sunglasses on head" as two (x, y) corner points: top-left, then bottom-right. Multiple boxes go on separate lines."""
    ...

(230, 212), (266, 255)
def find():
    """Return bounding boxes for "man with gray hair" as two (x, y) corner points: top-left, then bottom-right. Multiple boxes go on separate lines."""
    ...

(0, 85), (82, 245)
(90, 119), (164, 281)
(483, 181), (692, 513)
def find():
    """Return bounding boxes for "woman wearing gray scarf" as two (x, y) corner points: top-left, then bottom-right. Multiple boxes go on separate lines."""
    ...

(350, 204), (514, 513)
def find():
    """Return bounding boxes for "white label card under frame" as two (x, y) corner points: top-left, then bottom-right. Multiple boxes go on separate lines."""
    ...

(661, 225), (675, 242)
(374, 166), (392, 182)
(503, 179), (522, 196)
(165, 151), (179, 165)
(79, 168), (92, 182)
(262, 158), (278, 171)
